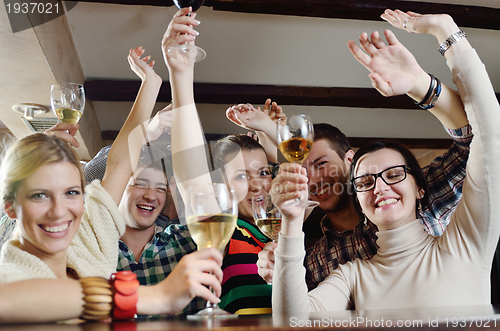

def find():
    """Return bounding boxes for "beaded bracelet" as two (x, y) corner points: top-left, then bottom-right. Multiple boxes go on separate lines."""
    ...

(80, 271), (139, 321)
(111, 271), (139, 320)
(80, 277), (113, 321)
(414, 74), (436, 108)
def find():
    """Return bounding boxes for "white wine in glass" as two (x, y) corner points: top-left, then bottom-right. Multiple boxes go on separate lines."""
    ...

(277, 114), (319, 208)
(185, 183), (238, 319)
(252, 195), (281, 243)
(50, 83), (85, 124)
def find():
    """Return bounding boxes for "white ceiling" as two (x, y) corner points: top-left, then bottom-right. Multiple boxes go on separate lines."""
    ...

(1, 0), (499, 158)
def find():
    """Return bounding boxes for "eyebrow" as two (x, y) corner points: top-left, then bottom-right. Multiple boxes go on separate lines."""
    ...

(312, 155), (327, 165)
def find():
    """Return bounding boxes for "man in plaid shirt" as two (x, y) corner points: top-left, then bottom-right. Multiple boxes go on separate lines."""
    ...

(84, 145), (205, 315)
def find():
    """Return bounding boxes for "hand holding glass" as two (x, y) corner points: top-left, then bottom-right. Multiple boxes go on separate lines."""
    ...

(169, 0), (206, 62)
(185, 183), (238, 319)
(50, 83), (85, 124)
(277, 114), (319, 208)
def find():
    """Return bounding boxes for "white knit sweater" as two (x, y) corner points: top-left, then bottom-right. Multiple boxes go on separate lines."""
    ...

(273, 49), (500, 312)
(0, 180), (126, 283)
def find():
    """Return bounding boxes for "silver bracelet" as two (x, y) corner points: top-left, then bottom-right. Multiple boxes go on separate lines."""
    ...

(438, 31), (466, 56)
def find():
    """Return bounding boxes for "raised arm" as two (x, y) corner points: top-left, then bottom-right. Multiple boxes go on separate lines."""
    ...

(384, 10), (500, 265)
(162, 8), (214, 201)
(102, 47), (162, 204)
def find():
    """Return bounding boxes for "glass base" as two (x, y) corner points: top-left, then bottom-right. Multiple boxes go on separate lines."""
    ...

(187, 306), (238, 320)
(167, 44), (206, 63)
(284, 198), (320, 209)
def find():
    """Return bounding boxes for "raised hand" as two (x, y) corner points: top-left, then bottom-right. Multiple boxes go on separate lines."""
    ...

(128, 46), (160, 83)
(45, 122), (80, 148)
(381, 9), (456, 39)
(161, 8), (201, 72)
(347, 30), (427, 98)
(226, 99), (285, 133)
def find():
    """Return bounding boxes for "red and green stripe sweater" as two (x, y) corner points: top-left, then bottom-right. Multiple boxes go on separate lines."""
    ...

(219, 218), (272, 315)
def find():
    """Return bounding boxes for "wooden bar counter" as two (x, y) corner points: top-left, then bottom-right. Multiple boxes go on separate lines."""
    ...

(2, 305), (500, 330)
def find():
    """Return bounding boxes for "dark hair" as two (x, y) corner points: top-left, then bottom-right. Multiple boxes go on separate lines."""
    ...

(349, 141), (429, 218)
(212, 134), (266, 170)
(313, 123), (352, 160)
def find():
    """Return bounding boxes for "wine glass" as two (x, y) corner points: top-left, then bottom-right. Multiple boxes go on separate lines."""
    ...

(277, 114), (320, 208)
(251, 195), (281, 243)
(50, 83), (85, 124)
(185, 183), (238, 319)
(169, 0), (206, 62)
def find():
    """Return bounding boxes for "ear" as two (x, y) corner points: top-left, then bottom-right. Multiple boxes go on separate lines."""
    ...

(4, 202), (16, 219)
(417, 188), (425, 200)
(343, 149), (355, 168)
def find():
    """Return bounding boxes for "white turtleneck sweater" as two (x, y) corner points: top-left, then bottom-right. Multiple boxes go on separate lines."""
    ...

(273, 49), (500, 312)
(0, 180), (126, 283)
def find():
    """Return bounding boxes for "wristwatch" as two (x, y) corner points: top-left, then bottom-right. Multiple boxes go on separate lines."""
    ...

(438, 31), (466, 56)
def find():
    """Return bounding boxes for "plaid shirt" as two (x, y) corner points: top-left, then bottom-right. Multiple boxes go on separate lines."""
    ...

(117, 223), (204, 315)
(305, 125), (473, 290)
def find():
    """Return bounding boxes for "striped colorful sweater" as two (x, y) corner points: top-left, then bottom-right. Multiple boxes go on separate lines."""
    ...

(219, 218), (272, 315)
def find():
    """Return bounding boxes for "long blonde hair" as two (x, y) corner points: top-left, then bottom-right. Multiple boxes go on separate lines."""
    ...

(0, 134), (85, 206)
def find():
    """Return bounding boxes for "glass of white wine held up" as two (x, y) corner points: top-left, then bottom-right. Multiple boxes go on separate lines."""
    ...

(50, 83), (85, 124)
(251, 195), (281, 243)
(277, 114), (319, 208)
(185, 182), (238, 319)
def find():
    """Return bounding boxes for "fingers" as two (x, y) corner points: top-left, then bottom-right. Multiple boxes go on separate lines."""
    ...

(162, 11), (200, 48)
(262, 98), (272, 115)
(192, 247), (223, 267)
(226, 107), (243, 126)
(384, 29), (399, 45)
(358, 32), (379, 56)
(271, 164), (308, 203)
(45, 123), (80, 148)
(257, 242), (277, 283)
(370, 31), (387, 49)
(347, 40), (372, 69)
(368, 72), (391, 96)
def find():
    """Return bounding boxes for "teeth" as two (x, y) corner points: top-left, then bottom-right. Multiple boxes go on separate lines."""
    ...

(376, 198), (398, 207)
(138, 205), (153, 211)
(41, 222), (69, 233)
(312, 185), (329, 196)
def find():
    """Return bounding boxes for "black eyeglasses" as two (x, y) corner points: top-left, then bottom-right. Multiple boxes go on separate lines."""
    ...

(353, 165), (409, 192)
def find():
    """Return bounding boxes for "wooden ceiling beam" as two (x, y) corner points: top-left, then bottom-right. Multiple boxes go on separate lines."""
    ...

(76, 0), (500, 30)
(101, 130), (453, 149)
(85, 79), (500, 109)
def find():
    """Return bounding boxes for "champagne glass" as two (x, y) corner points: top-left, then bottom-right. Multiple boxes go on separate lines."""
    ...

(50, 83), (85, 124)
(169, 0), (206, 62)
(277, 114), (319, 208)
(251, 195), (281, 243)
(185, 183), (238, 319)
